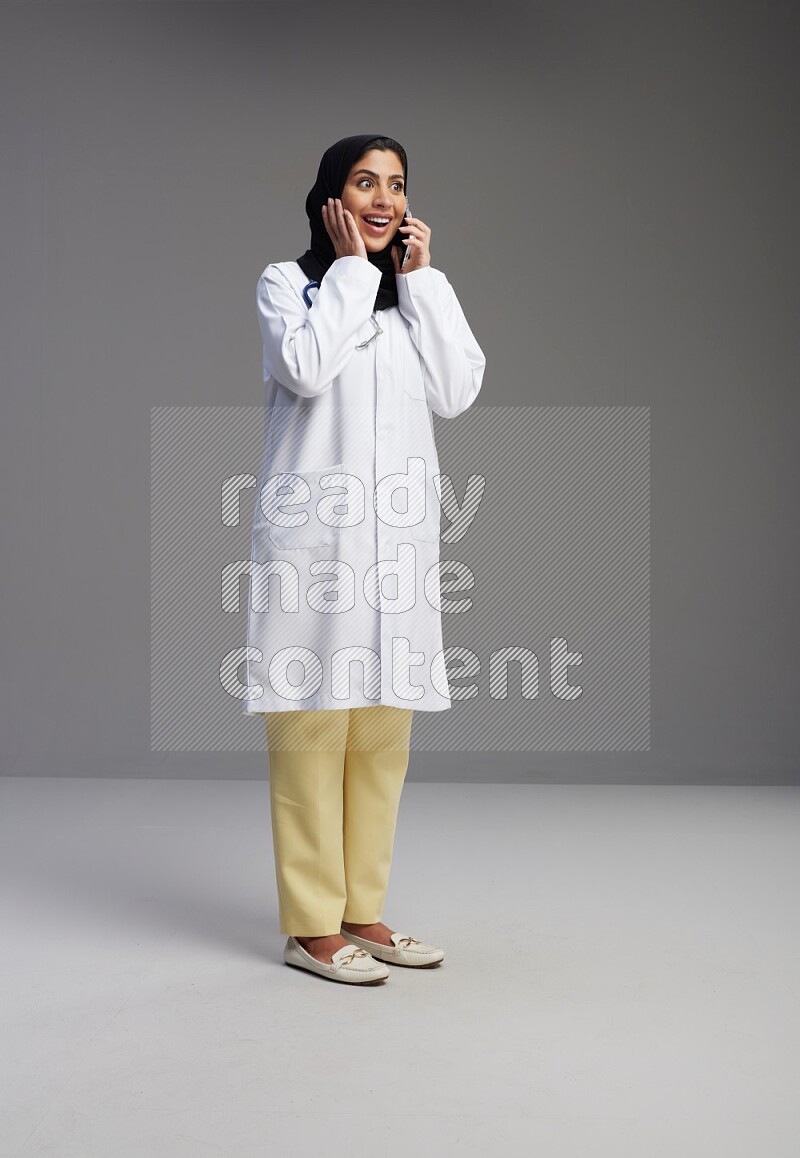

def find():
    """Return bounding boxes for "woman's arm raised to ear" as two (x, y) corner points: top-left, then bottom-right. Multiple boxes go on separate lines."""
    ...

(396, 266), (486, 419)
(257, 258), (381, 398)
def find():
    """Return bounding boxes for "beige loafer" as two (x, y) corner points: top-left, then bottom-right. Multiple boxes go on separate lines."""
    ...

(283, 937), (390, 984)
(340, 929), (445, 968)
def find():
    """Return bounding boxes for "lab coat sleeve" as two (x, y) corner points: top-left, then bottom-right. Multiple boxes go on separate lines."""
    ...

(395, 266), (486, 419)
(257, 257), (382, 398)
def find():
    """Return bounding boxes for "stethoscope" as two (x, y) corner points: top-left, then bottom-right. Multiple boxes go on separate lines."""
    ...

(301, 279), (383, 349)
(301, 280), (319, 308)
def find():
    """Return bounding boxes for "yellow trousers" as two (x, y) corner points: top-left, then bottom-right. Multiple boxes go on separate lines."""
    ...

(265, 705), (414, 937)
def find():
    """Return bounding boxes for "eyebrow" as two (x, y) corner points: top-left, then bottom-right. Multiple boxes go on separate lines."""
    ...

(352, 168), (404, 181)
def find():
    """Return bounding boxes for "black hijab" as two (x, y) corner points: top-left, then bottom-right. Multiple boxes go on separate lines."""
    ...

(296, 134), (408, 312)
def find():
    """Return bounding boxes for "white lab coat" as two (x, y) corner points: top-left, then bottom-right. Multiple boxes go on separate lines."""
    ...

(242, 255), (486, 714)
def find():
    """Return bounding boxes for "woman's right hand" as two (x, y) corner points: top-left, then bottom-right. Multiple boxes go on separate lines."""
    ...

(322, 197), (367, 260)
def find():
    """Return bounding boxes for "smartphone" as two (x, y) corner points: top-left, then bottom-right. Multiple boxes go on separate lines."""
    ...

(394, 200), (412, 268)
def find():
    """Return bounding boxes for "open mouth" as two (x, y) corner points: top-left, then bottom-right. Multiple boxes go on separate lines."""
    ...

(363, 216), (393, 234)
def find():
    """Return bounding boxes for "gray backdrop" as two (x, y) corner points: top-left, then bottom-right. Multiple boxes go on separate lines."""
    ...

(2, 0), (798, 783)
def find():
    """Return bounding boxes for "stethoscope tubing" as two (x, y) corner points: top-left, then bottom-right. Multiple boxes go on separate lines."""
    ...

(301, 278), (381, 349)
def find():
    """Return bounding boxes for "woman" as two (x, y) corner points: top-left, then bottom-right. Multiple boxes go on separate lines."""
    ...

(245, 134), (486, 984)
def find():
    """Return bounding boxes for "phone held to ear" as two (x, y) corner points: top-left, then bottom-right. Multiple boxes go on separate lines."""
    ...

(394, 201), (412, 268)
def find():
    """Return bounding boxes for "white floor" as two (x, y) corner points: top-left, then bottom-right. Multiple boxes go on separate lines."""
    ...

(0, 777), (798, 1157)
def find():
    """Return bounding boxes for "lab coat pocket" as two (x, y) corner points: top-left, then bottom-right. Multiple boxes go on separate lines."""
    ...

(401, 337), (428, 401)
(259, 463), (347, 551)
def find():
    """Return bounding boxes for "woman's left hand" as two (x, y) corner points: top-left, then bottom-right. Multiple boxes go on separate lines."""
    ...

(391, 215), (431, 275)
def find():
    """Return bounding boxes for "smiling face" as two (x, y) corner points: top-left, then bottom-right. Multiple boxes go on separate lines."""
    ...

(339, 148), (407, 253)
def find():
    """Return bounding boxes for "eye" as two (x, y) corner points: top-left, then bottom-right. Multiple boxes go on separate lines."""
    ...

(356, 178), (405, 192)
